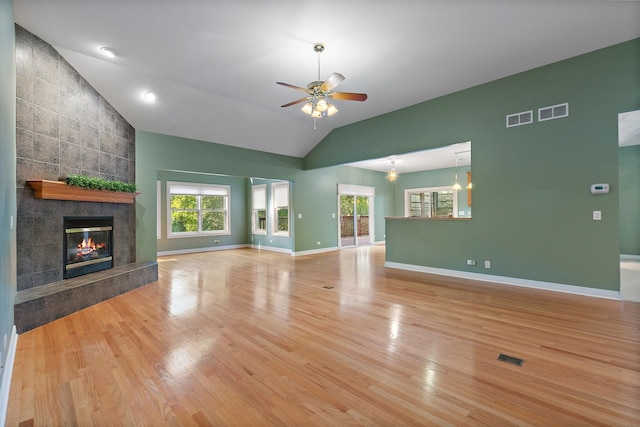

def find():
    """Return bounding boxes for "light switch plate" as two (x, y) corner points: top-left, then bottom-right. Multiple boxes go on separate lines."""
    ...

(593, 211), (602, 221)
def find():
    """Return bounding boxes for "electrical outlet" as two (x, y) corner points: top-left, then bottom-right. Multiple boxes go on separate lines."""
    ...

(213, 239), (220, 244)
(593, 210), (602, 221)
(297, 213), (302, 219)
(485, 260), (491, 269)
(317, 241), (321, 245)
(332, 213), (335, 218)
(467, 259), (476, 266)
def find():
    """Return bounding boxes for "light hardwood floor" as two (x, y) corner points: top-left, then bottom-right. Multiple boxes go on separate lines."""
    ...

(6, 246), (640, 426)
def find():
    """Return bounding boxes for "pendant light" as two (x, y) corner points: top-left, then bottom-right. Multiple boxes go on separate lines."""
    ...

(452, 154), (462, 190)
(387, 160), (398, 182)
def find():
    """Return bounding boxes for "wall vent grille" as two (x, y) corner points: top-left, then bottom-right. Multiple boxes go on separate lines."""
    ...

(506, 110), (533, 128)
(538, 102), (569, 122)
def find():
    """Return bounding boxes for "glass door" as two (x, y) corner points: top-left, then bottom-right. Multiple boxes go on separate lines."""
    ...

(355, 195), (371, 246)
(339, 195), (355, 247)
(339, 195), (372, 248)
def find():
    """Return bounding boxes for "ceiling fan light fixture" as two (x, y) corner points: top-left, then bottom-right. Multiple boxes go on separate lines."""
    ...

(316, 99), (328, 112)
(277, 42), (367, 125)
(301, 102), (313, 115)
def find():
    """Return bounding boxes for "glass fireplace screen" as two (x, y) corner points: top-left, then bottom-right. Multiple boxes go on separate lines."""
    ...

(63, 216), (113, 279)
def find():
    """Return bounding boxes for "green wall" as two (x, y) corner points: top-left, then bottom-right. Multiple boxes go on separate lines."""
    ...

(0, 0), (16, 390)
(136, 39), (638, 292)
(619, 144), (640, 255)
(136, 132), (394, 260)
(304, 38), (640, 291)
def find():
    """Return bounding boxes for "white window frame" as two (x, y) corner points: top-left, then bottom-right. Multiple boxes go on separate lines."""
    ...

(251, 184), (267, 235)
(271, 181), (290, 237)
(404, 186), (458, 218)
(167, 181), (230, 238)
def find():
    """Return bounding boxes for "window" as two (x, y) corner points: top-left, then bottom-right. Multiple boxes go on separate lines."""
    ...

(251, 184), (267, 234)
(167, 182), (230, 237)
(404, 186), (458, 218)
(271, 182), (289, 236)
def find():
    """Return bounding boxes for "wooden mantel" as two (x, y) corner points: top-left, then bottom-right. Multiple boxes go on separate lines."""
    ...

(27, 180), (140, 204)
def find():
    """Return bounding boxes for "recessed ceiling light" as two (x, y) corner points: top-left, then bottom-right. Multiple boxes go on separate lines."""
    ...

(99, 47), (116, 58)
(143, 91), (156, 103)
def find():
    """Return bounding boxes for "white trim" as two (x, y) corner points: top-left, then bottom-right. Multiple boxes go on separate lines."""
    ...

(293, 246), (339, 257)
(271, 182), (290, 237)
(621, 254), (640, 261)
(337, 183), (375, 197)
(250, 244), (292, 254)
(385, 262), (621, 300)
(0, 326), (18, 427)
(167, 181), (231, 238)
(251, 184), (267, 235)
(156, 180), (161, 239)
(374, 240), (386, 245)
(158, 244), (249, 256)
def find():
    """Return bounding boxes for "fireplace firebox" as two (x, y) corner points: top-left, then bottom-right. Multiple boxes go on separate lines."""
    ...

(63, 216), (114, 279)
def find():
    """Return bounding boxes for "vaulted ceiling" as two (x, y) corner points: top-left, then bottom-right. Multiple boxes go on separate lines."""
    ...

(13, 1), (640, 159)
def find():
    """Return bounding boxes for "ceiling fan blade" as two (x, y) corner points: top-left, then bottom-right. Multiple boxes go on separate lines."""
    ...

(281, 97), (309, 108)
(276, 81), (309, 93)
(320, 72), (345, 91)
(330, 92), (368, 101)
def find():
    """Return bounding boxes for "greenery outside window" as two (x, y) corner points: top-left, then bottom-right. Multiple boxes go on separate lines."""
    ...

(168, 182), (230, 237)
(251, 184), (267, 235)
(272, 182), (289, 236)
(404, 186), (458, 218)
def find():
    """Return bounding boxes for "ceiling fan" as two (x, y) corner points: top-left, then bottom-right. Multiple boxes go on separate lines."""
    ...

(277, 43), (367, 121)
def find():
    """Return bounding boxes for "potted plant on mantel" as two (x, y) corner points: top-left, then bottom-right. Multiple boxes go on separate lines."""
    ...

(27, 175), (140, 204)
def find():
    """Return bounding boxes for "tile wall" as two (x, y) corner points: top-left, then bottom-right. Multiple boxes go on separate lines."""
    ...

(15, 25), (137, 291)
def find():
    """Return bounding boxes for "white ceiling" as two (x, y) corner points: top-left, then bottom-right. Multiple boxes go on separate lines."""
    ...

(13, 0), (640, 162)
(347, 141), (471, 174)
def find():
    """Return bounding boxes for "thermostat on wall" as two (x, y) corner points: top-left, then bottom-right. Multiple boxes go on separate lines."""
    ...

(590, 183), (610, 194)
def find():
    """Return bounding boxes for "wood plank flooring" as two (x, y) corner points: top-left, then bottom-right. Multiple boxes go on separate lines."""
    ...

(6, 246), (640, 426)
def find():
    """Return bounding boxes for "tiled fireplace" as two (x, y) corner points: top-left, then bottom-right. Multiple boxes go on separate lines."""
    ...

(14, 25), (158, 332)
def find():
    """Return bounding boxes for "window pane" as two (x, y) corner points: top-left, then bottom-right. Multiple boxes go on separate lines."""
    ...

(202, 211), (225, 231)
(276, 208), (288, 232)
(202, 195), (225, 210)
(171, 195), (197, 209)
(433, 191), (453, 217)
(257, 210), (266, 230)
(171, 211), (198, 232)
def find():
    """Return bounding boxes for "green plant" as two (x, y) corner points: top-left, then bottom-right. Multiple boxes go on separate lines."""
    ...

(65, 175), (137, 193)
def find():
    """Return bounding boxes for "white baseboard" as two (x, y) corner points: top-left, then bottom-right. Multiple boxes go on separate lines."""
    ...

(0, 325), (18, 427)
(250, 245), (292, 254)
(293, 246), (339, 257)
(158, 244), (250, 257)
(385, 262), (621, 300)
(621, 254), (640, 261)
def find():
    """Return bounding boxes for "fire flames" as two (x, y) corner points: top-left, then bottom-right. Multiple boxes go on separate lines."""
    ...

(75, 238), (106, 258)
